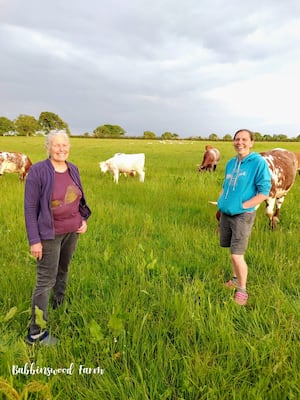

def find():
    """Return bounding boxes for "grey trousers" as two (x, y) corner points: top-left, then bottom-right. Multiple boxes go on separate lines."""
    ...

(29, 232), (79, 335)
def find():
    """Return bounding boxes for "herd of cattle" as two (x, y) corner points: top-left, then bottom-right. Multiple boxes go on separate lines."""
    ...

(1, 146), (300, 229)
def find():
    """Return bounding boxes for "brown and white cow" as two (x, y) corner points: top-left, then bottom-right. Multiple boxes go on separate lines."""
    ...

(213, 148), (298, 230)
(0, 151), (32, 181)
(198, 145), (220, 172)
(293, 152), (300, 175)
(260, 148), (298, 229)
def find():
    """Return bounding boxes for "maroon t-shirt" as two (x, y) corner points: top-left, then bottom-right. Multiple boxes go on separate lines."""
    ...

(51, 170), (82, 234)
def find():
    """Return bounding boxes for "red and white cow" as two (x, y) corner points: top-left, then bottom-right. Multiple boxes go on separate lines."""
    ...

(293, 152), (300, 175)
(99, 153), (145, 184)
(213, 148), (298, 230)
(260, 148), (298, 229)
(198, 145), (220, 172)
(0, 151), (32, 181)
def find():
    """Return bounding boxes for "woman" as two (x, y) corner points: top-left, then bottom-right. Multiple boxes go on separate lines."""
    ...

(217, 129), (271, 306)
(24, 130), (91, 345)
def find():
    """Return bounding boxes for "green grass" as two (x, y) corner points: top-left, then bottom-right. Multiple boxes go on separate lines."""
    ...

(1, 137), (300, 399)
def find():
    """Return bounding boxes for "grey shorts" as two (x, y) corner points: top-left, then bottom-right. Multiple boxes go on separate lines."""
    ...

(219, 212), (256, 255)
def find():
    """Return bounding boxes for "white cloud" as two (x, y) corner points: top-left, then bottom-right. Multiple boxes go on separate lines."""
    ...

(2, 24), (83, 61)
(205, 62), (300, 131)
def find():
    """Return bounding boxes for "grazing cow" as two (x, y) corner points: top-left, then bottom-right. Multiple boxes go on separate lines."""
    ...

(260, 148), (298, 229)
(198, 145), (220, 172)
(99, 153), (145, 184)
(293, 152), (300, 175)
(0, 151), (32, 181)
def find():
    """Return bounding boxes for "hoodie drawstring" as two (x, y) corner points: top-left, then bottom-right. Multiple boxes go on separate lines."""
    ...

(225, 158), (241, 199)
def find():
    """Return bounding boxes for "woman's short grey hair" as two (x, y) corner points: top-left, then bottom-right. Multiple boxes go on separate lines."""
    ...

(46, 130), (70, 157)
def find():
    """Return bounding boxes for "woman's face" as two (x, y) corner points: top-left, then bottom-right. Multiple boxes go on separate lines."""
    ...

(49, 135), (70, 163)
(233, 130), (253, 159)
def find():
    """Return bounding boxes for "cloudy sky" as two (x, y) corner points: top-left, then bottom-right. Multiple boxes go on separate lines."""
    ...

(1, 0), (300, 138)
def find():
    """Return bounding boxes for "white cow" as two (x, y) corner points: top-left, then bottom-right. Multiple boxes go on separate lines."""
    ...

(99, 153), (145, 184)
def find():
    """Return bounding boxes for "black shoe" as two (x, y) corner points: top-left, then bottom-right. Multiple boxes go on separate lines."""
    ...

(26, 331), (59, 346)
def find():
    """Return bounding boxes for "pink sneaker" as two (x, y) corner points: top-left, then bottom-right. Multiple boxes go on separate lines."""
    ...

(224, 279), (238, 289)
(234, 291), (248, 306)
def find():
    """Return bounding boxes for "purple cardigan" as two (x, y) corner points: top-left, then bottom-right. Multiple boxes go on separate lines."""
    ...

(24, 158), (91, 245)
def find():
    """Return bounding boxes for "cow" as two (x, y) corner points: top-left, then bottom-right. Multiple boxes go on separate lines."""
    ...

(99, 153), (145, 184)
(293, 152), (300, 175)
(213, 148), (298, 230)
(0, 151), (32, 181)
(260, 148), (298, 229)
(198, 145), (220, 172)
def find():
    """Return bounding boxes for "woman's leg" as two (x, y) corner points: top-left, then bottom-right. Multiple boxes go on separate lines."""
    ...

(29, 237), (61, 335)
(53, 232), (79, 307)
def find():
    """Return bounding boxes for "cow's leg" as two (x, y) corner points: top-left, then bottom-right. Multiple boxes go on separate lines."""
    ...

(265, 198), (276, 229)
(113, 169), (119, 184)
(273, 197), (284, 224)
(138, 170), (145, 182)
(266, 197), (284, 229)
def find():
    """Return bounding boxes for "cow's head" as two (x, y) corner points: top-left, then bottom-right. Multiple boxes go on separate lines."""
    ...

(99, 162), (108, 173)
(198, 165), (208, 172)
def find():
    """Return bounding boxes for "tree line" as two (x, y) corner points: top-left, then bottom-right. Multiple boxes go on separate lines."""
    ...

(1, 112), (300, 141)
(0, 112), (70, 136)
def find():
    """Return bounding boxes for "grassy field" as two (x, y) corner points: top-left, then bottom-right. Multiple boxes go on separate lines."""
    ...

(0, 136), (300, 400)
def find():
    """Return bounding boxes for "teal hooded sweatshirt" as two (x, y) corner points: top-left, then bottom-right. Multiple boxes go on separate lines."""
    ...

(217, 152), (271, 216)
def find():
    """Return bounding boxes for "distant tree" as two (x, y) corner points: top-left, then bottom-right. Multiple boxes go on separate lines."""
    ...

(93, 124), (126, 138)
(271, 134), (288, 141)
(161, 131), (179, 139)
(0, 116), (15, 135)
(275, 134), (288, 141)
(253, 132), (262, 141)
(14, 114), (41, 136)
(223, 134), (232, 141)
(39, 111), (70, 135)
(208, 133), (219, 141)
(262, 134), (272, 141)
(161, 132), (173, 139)
(143, 131), (156, 139)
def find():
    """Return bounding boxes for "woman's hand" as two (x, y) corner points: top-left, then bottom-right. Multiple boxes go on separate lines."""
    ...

(30, 243), (43, 260)
(77, 220), (87, 234)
